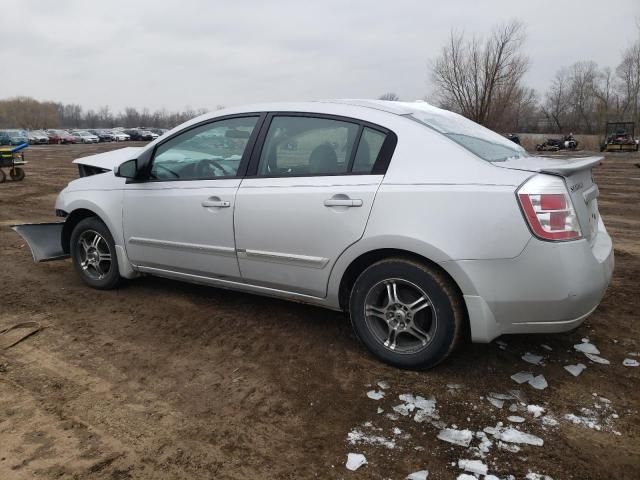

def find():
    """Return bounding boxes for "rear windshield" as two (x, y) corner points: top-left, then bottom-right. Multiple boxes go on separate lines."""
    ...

(406, 104), (528, 162)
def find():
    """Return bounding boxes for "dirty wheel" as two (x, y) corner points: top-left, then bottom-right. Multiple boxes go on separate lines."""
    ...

(9, 167), (25, 181)
(70, 217), (121, 289)
(349, 258), (465, 369)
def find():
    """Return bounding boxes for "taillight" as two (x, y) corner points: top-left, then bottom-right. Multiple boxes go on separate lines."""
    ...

(517, 175), (582, 241)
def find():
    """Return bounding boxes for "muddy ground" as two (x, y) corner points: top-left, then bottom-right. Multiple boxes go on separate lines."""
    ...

(0, 143), (638, 480)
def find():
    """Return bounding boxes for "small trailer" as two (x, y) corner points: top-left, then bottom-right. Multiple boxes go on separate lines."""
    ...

(600, 122), (640, 152)
(0, 142), (28, 183)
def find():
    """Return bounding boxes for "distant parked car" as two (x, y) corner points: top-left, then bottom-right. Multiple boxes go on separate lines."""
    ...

(0, 129), (29, 145)
(123, 129), (156, 141)
(73, 131), (100, 144)
(110, 130), (130, 142)
(28, 130), (50, 145)
(47, 130), (77, 144)
(90, 130), (115, 142)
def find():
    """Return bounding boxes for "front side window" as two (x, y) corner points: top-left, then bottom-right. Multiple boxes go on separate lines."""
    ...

(257, 116), (359, 176)
(150, 116), (258, 180)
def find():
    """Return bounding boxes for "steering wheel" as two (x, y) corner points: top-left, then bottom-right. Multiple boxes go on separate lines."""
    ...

(196, 158), (230, 177)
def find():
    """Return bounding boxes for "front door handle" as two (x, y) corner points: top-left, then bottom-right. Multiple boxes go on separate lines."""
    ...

(324, 198), (363, 207)
(202, 198), (230, 208)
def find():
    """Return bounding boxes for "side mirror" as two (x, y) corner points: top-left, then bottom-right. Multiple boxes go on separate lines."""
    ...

(115, 159), (139, 179)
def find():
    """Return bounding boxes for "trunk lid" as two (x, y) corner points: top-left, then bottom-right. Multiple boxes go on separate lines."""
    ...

(495, 155), (603, 243)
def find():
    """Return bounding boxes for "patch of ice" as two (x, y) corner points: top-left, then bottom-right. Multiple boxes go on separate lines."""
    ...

(564, 363), (586, 376)
(489, 392), (514, 400)
(497, 440), (520, 452)
(522, 352), (544, 365)
(393, 403), (414, 416)
(456, 474), (476, 480)
(628, 352), (639, 357)
(367, 390), (385, 400)
(527, 405), (545, 418)
(528, 375), (548, 390)
(564, 413), (601, 430)
(541, 344), (553, 351)
(623, 358), (640, 367)
(346, 453), (367, 471)
(475, 431), (492, 456)
(377, 380), (390, 390)
(488, 397), (504, 409)
(437, 428), (474, 447)
(585, 353), (610, 365)
(507, 416), (525, 423)
(406, 470), (429, 480)
(498, 427), (544, 446)
(377, 407), (384, 414)
(511, 372), (534, 384)
(574, 342), (599, 354)
(447, 383), (463, 390)
(393, 427), (402, 435)
(526, 472), (554, 480)
(542, 415), (559, 427)
(509, 403), (518, 412)
(347, 429), (396, 449)
(458, 459), (488, 475)
(386, 413), (399, 421)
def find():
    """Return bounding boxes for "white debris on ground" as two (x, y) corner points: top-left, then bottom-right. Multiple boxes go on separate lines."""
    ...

(496, 339), (508, 350)
(574, 341), (599, 354)
(377, 407), (384, 414)
(564, 363), (587, 376)
(585, 353), (610, 365)
(405, 469), (429, 480)
(347, 425), (396, 449)
(522, 352), (544, 365)
(437, 428), (474, 447)
(484, 423), (544, 446)
(541, 344), (553, 351)
(345, 453), (367, 471)
(377, 380), (390, 390)
(527, 405), (545, 418)
(528, 375), (548, 390)
(563, 397), (621, 434)
(511, 371), (534, 384)
(367, 390), (385, 400)
(526, 473), (554, 480)
(487, 397), (504, 409)
(456, 474), (477, 480)
(447, 383), (463, 392)
(507, 416), (525, 423)
(458, 459), (488, 475)
(393, 393), (440, 424)
(541, 415), (559, 427)
(623, 358), (640, 367)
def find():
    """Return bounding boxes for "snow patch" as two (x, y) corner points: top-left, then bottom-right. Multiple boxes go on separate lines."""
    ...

(345, 453), (367, 471)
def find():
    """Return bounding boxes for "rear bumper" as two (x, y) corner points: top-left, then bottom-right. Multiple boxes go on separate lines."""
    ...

(442, 221), (614, 342)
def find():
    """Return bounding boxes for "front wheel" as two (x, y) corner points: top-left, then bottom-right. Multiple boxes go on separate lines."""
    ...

(349, 258), (465, 369)
(70, 217), (121, 289)
(9, 167), (25, 181)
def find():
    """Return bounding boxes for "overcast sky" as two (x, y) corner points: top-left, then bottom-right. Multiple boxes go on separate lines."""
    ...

(3, 0), (639, 113)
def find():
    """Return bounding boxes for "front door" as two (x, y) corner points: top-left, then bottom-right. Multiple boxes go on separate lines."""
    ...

(123, 116), (260, 280)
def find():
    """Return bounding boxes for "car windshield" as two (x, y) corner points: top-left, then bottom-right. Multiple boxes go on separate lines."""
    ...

(404, 102), (528, 162)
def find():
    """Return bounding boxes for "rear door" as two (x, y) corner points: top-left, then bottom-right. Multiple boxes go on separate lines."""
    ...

(234, 113), (396, 297)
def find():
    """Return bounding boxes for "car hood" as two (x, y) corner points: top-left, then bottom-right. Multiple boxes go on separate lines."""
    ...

(72, 146), (144, 171)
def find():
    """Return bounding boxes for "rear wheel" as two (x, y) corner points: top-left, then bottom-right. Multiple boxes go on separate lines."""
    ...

(70, 217), (121, 289)
(9, 167), (25, 181)
(349, 258), (464, 369)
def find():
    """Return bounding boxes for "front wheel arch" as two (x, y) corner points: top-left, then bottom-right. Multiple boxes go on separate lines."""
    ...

(62, 209), (108, 254)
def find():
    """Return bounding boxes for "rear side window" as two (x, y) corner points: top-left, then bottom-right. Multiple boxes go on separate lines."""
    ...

(257, 116), (359, 176)
(352, 127), (386, 174)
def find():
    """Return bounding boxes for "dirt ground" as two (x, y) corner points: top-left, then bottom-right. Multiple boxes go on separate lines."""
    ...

(0, 143), (638, 480)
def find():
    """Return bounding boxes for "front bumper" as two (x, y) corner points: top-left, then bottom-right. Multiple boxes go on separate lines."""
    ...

(12, 223), (68, 262)
(443, 222), (614, 342)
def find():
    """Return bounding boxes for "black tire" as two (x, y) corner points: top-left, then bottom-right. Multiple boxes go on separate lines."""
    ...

(70, 217), (121, 289)
(9, 167), (25, 181)
(0, 169), (5, 183)
(349, 258), (465, 369)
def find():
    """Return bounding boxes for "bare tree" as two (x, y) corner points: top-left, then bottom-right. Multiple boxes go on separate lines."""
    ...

(378, 92), (400, 101)
(542, 69), (571, 132)
(616, 39), (640, 124)
(431, 20), (529, 129)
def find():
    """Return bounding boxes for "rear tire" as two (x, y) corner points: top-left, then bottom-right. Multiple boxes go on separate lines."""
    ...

(9, 167), (25, 181)
(349, 258), (464, 369)
(70, 217), (121, 290)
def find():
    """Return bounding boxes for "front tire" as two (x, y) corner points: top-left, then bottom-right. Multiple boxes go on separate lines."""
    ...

(70, 217), (121, 289)
(349, 258), (465, 369)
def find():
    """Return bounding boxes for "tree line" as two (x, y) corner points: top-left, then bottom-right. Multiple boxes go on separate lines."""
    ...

(382, 20), (640, 134)
(0, 97), (209, 130)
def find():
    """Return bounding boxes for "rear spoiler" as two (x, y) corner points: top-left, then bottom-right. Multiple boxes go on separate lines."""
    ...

(11, 223), (68, 262)
(538, 156), (604, 176)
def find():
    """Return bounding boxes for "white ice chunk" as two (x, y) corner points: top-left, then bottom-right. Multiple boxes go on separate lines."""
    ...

(346, 453), (367, 471)
(489, 392), (514, 400)
(447, 383), (463, 390)
(511, 372), (534, 384)
(437, 428), (473, 447)
(541, 344), (553, 351)
(527, 405), (545, 418)
(623, 358), (640, 367)
(522, 352), (544, 365)
(406, 470), (429, 480)
(377, 380), (390, 389)
(393, 403), (414, 416)
(526, 473), (554, 480)
(528, 375), (548, 390)
(542, 416), (559, 427)
(509, 403), (519, 412)
(574, 342), (599, 354)
(347, 429), (396, 449)
(458, 459), (488, 475)
(564, 363), (586, 376)
(497, 440), (521, 452)
(367, 390), (385, 400)
(499, 427), (544, 446)
(585, 353), (610, 365)
(377, 407), (384, 414)
(507, 416), (525, 423)
(488, 397), (504, 409)
(393, 427), (402, 435)
(456, 474), (477, 480)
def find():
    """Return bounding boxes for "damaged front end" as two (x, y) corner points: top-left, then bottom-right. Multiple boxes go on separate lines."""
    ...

(12, 222), (68, 262)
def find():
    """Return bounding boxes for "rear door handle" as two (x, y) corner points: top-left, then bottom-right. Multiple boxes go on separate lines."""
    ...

(324, 198), (363, 207)
(202, 198), (230, 208)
